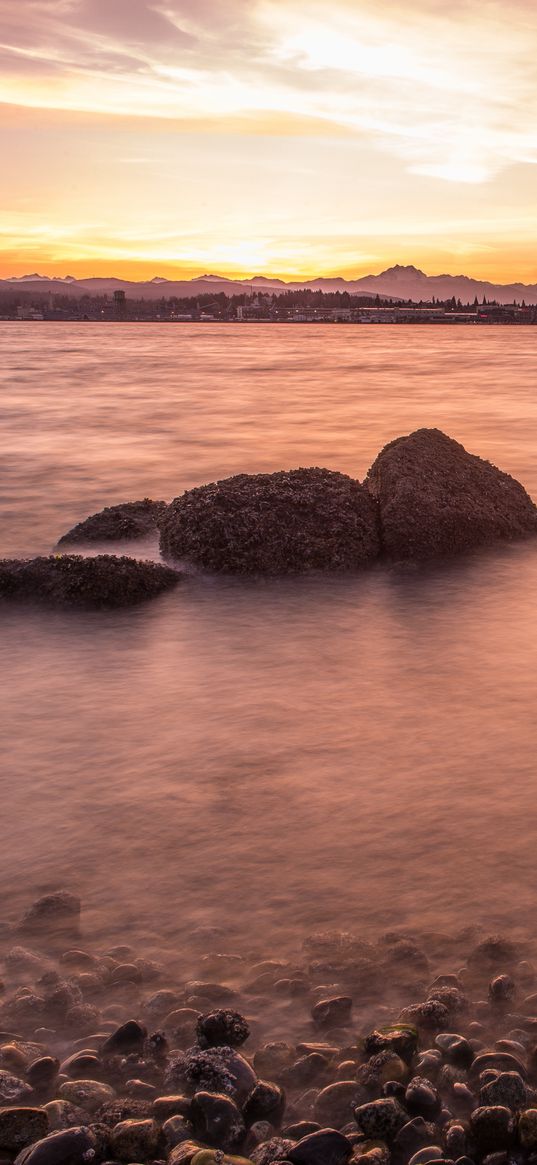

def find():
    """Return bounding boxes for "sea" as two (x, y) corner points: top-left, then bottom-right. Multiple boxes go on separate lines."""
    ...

(2, 321), (537, 955)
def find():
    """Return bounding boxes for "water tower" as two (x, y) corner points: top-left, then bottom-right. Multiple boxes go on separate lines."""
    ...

(114, 289), (126, 316)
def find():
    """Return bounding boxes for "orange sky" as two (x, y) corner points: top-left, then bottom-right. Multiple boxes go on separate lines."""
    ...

(1, 0), (537, 283)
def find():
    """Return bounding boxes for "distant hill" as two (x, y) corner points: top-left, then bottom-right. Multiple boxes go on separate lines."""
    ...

(2, 264), (537, 305)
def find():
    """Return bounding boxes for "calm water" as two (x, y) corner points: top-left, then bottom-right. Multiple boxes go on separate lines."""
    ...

(2, 322), (537, 953)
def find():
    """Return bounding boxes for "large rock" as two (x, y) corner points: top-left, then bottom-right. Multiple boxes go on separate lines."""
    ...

(58, 498), (167, 545)
(0, 554), (179, 609)
(365, 428), (537, 561)
(159, 468), (380, 574)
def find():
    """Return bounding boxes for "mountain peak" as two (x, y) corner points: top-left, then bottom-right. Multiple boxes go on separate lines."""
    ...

(379, 264), (426, 278)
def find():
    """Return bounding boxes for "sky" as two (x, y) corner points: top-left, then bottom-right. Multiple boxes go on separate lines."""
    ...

(1, 0), (537, 282)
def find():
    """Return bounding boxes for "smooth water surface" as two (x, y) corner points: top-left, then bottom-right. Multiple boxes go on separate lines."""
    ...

(2, 322), (537, 951)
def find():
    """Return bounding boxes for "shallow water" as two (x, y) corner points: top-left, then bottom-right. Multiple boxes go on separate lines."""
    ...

(2, 322), (537, 953)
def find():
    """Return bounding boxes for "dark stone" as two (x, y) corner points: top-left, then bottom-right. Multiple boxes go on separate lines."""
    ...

(393, 1117), (439, 1157)
(382, 1080), (407, 1100)
(167, 1141), (204, 1164)
(0, 1073), (33, 1106)
(281, 1054), (329, 1089)
(434, 1034), (474, 1068)
(287, 1127), (353, 1165)
(162, 1113), (193, 1149)
(196, 1009), (250, 1049)
(284, 1122), (321, 1139)
(405, 1076), (441, 1117)
(0, 554), (180, 609)
(243, 1082), (286, 1127)
(399, 1000), (450, 1031)
(364, 1025), (418, 1064)
(488, 975), (515, 1004)
(101, 1019), (147, 1057)
(469, 1105), (515, 1152)
(109, 1116), (160, 1161)
(95, 1098), (153, 1126)
(311, 997), (352, 1028)
(19, 892), (80, 936)
(365, 427), (537, 561)
(354, 1098), (407, 1140)
(314, 1083), (368, 1129)
(152, 1096), (191, 1122)
(250, 1136), (295, 1164)
(167, 1046), (257, 1102)
(479, 1071), (527, 1110)
(26, 1058), (60, 1091)
(190, 1090), (245, 1151)
(159, 468), (381, 575)
(0, 1108), (49, 1152)
(58, 499), (167, 546)
(467, 935), (521, 971)
(59, 1052), (103, 1080)
(13, 1127), (97, 1165)
(471, 1052), (527, 1079)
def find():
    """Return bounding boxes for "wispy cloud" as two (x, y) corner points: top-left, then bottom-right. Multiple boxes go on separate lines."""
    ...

(1, 0), (537, 278)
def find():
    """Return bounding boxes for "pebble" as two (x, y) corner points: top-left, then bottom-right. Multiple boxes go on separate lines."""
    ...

(287, 1128), (353, 1165)
(190, 1090), (245, 1151)
(311, 997), (352, 1028)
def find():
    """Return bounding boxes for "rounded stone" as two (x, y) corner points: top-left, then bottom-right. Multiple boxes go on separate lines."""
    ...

(0, 554), (180, 609)
(163, 1114), (195, 1148)
(519, 1108), (537, 1148)
(314, 1082), (368, 1129)
(159, 468), (381, 575)
(0, 1073), (32, 1106)
(250, 1136), (295, 1164)
(243, 1082), (285, 1127)
(469, 1105), (515, 1152)
(167, 1047), (257, 1102)
(405, 1076), (441, 1117)
(13, 1126), (97, 1165)
(479, 1070), (526, 1109)
(311, 997), (352, 1028)
(196, 1010), (250, 1049)
(365, 427), (537, 562)
(287, 1127), (353, 1165)
(152, 1095), (191, 1122)
(434, 1034), (474, 1068)
(0, 1108), (49, 1152)
(26, 1058), (60, 1091)
(190, 1090), (245, 1152)
(100, 1019), (147, 1056)
(42, 1101), (90, 1131)
(364, 1026), (418, 1065)
(109, 1116), (160, 1161)
(58, 499), (167, 546)
(354, 1098), (407, 1141)
(59, 1078), (115, 1113)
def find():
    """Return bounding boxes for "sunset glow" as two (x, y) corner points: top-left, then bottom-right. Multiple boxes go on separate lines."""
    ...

(2, 0), (537, 281)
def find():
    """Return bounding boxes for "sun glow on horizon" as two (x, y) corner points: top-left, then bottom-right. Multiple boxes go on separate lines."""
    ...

(1, 0), (537, 283)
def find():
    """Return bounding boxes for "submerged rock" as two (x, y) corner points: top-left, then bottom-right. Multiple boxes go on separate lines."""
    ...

(0, 553), (179, 609)
(365, 427), (537, 561)
(58, 498), (167, 545)
(159, 468), (381, 574)
(20, 892), (80, 938)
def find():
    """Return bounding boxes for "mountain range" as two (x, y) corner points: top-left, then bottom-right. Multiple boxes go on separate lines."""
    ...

(2, 265), (537, 305)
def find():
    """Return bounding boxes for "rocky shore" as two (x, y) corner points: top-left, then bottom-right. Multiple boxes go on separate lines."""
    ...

(1, 428), (537, 607)
(2, 895), (537, 1164)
